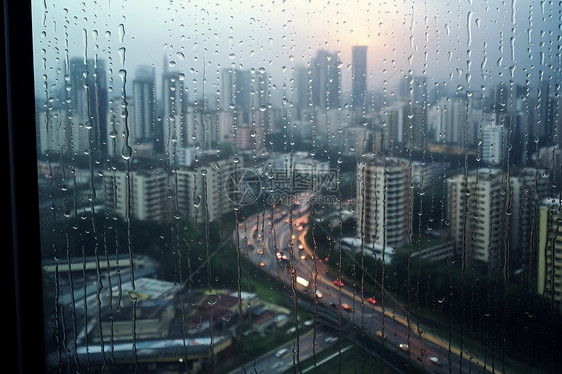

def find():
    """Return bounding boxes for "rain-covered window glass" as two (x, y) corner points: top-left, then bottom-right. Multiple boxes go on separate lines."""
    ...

(31, 0), (561, 373)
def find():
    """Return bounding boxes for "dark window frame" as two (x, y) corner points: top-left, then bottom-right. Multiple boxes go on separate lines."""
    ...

(5, 1), (46, 372)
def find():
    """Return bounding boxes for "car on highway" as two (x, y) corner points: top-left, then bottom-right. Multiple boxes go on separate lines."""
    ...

(366, 297), (377, 304)
(275, 348), (289, 357)
(333, 279), (344, 287)
(276, 250), (288, 261)
(315, 290), (323, 299)
(429, 357), (442, 366)
(399, 343), (409, 352)
(342, 303), (353, 312)
(375, 330), (386, 340)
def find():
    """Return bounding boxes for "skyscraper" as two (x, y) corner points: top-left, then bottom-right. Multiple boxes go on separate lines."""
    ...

(104, 167), (169, 222)
(447, 169), (507, 265)
(310, 49), (341, 109)
(250, 68), (269, 110)
(431, 96), (469, 145)
(176, 156), (235, 222)
(538, 81), (555, 144)
(220, 68), (250, 112)
(162, 69), (187, 159)
(382, 99), (427, 151)
(481, 121), (507, 166)
(220, 67), (268, 114)
(510, 169), (550, 267)
(132, 65), (156, 145)
(67, 57), (109, 157)
(292, 64), (310, 115)
(356, 156), (411, 249)
(351, 46), (367, 109)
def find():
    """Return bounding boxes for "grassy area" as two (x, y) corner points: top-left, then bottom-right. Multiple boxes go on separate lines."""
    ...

(399, 304), (552, 374)
(212, 247), (321, 373)
(288, 343), (394, 374)
(406, 235), (448, 253)
(214, 211), (556, 374)
(214, 327), (301, 374)
(303, 220), (553, 374)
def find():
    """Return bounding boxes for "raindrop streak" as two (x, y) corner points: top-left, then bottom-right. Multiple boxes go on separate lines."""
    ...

(118, 47), (126, 66)
(118, 23), (125, 43)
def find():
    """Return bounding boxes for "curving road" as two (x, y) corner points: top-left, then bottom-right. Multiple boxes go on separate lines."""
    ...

(235, 201), (499, 374)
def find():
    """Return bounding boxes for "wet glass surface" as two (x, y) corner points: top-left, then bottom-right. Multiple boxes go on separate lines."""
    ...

(30, 1), (562, 373)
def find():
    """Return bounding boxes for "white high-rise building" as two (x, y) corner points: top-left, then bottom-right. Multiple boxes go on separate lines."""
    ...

(431, 96), (469, 145)
(37, 109), (72, 155)
(104, 168), (169, 222)
(106, 98), (130, 159)
(162, 70), (186, 160)
(176, 157), (235, 222)
(382, 99), (408, 150)
(481, 121), (507, 166)
(447, 169), (507, 264)
(356, 156), (411, 249)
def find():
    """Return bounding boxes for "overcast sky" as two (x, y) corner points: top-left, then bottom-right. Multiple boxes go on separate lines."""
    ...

(33, 0), (561, 104)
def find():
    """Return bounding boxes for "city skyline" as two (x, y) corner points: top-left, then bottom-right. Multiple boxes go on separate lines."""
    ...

(37, 48), (561, 163)
(25, 1), (562, 372)
(33, 0), (561, 106)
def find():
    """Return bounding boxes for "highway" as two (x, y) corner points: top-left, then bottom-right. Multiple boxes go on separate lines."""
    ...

(233, 200), (501, 374)
(228, 326), (346, 374)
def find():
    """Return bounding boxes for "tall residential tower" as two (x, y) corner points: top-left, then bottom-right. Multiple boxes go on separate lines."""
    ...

(356, 156), (411, 249)
(351, 46), (367, 110)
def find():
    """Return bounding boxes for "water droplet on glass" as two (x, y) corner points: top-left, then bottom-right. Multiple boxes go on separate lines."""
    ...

(118, 47), (126, 66)
(208, 294), (217, 305)
(128, 291), (138, 301)
(118, 24), (125, 43)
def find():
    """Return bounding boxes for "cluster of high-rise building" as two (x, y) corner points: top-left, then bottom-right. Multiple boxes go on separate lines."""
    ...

(36, 45), (562, 308)
(354, 156), (552, 264)
(37, 47), (561, 165)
